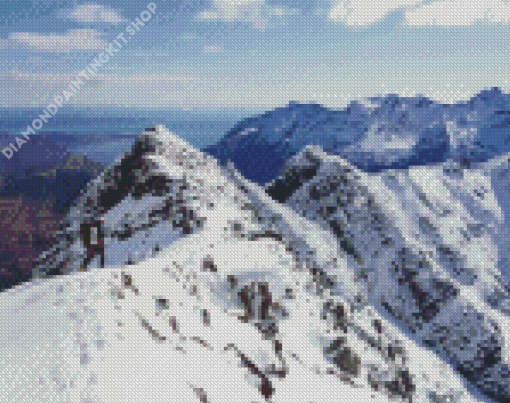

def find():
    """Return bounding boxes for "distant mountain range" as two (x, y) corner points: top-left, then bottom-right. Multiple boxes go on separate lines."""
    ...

(0, 133), (104, 214)
(205, 87), (510, 185)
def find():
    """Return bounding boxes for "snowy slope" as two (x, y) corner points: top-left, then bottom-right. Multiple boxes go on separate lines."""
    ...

(1, 253), (480, 403)
(475, 153), (510, 283)
(205, 88), (510, 185)
(266, 145), (510, 402)
(1, 126), (490, 403)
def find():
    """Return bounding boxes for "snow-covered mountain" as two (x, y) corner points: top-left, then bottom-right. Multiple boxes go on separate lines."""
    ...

(205, 88), (510, 185)
(266, 144), (510, 402)
(0, 126), (498, 403)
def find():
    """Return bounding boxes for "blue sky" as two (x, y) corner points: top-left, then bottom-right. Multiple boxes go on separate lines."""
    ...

(0, 0), (509, 110)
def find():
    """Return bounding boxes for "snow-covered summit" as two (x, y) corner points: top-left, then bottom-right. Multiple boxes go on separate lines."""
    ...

(2, 127), (494, 403)
(34, 125), (213, 276)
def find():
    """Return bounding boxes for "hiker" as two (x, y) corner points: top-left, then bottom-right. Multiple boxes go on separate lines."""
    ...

(80, 220), (105, 270)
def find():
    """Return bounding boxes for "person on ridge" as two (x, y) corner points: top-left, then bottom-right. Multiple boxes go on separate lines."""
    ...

(80, 219), (105, 270)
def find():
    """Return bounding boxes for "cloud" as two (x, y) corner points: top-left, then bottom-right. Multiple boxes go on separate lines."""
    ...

(326, 0), (510, 28)
(203, 45), (222, 53)
(328, 0), (423, 26)
(198, 0), (264, 20)
(197, 0), (297, 29)
(404, 0), (510, 26)
(66, 3), (126, 24)
(1, 29), (106, 53)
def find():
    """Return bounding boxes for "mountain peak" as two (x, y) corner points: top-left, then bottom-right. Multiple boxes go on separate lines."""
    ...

(290, 144), (328, 165)
(470, 86), (506, 105)
(478, 86), (503, 97)
(265, 145), (357, 203)
(285, 144), (357, 175)
(134, 125), (193, 156)
(268, 146), (510, 402)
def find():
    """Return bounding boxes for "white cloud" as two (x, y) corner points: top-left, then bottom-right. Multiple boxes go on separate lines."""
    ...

(329, 0), (423, 26)
(203, 45), (222, 53)
(196, 1), (300, 29)
(2, 29), (106, 53)
(197, 0), (269, 29)
(67, 3), (126, 24)
(198, 0), (264, 20)
(326, 0), (510, 27)
(404, 0), (510, 26)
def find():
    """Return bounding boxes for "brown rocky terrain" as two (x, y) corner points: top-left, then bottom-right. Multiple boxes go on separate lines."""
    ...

(0, 195), (63, 291)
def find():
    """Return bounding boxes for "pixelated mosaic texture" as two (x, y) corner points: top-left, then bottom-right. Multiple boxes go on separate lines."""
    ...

(0, 2), (510, 400)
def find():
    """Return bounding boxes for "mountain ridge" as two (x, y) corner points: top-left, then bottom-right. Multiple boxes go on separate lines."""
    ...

(266, 143), (510, 401)
(205, 88), (510, 185)
(8, 126), (499, 402)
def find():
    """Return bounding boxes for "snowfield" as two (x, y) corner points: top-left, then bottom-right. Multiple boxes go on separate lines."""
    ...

(1, 125), (509, 402)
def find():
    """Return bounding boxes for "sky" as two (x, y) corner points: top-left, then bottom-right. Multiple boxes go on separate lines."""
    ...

(0, 0), (509, 110)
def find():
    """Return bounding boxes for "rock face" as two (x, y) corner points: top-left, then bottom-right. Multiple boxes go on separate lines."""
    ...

(1, 127), (488, 403)
(266, 144), (510, 402)
(265, 145), (324, 203)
